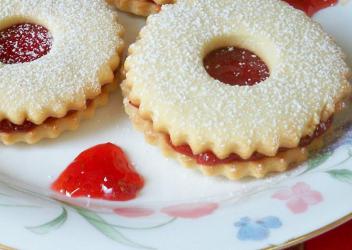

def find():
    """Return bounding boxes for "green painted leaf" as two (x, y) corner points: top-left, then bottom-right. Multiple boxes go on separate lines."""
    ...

(300, 151), (333, 175)
(75, 207), (155, 250)
(327, 169), (352, 184)
(26, 207), (67, 234)
(0, 203), (39, 208)
(107, 217), (177, 231)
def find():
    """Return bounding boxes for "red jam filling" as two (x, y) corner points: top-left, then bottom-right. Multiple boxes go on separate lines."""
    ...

(51, 143), (144, 201)
(0, 112), (73, 133)
(169, 117), (333, 166)
(203, 47), (270, 86)
(0, 23), (52, 64)
(0, 120), (39, 134)
(284, 0), (338, 16)
(0, 100), (92, 134)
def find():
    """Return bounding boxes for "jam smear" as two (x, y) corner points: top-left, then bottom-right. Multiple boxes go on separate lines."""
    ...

(203, 47), (270, 86)
(284, 0), (338, 17)
(169, 117), (333, 166)
(51, 143), (144, 201)
(0, 23), (52, 64)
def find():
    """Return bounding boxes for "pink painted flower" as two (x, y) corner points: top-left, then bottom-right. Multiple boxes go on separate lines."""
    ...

(113, 207), (155, 218)
(272, 182), (323, 214)
(161, 202), (218, 219)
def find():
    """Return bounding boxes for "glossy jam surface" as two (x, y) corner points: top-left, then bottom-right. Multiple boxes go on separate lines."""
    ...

(203, 47), (270, 86)
(169, 118), (333, 165)
(284, 0), (338, 16)
(0, 23), (52, 64)
(51, 143), (144, 201)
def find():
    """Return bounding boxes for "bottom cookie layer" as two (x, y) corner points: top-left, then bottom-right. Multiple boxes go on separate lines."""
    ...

(0, 83), (116, 145)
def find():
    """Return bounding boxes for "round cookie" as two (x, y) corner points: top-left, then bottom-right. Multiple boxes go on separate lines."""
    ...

(123, 0), (351, 179)
(106, 0), (174, 16)
(0, 0), (124, 144)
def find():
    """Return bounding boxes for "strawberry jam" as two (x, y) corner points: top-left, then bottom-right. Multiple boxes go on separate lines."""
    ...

(0, 23), (52, 64)
(51, 143), (144, 201)
(284, 0), (338, 17)
(204, 47), (269, 86)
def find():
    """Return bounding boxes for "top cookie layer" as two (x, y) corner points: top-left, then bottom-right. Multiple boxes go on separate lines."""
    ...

(125, 0), (351, 159)
(0, 0), (123, 124)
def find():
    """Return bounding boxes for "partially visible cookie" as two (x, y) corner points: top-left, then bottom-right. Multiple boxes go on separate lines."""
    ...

(0, 0), (124, 144)
(106, 0), (175, 16)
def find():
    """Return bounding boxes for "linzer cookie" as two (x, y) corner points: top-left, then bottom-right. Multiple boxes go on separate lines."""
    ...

(0, 0), (124, 144)
(122, 0), (351, 179)
(106, 0), (175, 16)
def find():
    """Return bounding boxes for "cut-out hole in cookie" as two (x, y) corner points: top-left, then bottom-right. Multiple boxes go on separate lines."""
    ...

(203, 46), (270, 86)
(0, 23), (52, 64)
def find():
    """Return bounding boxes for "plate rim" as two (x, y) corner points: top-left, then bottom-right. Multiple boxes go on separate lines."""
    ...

(265, 212), (352, 249)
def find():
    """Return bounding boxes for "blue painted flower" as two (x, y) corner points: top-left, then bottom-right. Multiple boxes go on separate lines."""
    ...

(234, 216), (282, 241)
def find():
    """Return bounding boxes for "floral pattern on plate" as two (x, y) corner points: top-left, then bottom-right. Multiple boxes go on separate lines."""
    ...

(272, 182), (323, 214)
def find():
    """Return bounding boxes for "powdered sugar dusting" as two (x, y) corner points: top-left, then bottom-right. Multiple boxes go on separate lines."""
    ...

(0, 0), (123, 124)
(126, 0), (351, 158)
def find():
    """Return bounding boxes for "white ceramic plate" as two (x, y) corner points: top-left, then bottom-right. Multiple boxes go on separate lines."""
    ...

(0, 3), (352, 250)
